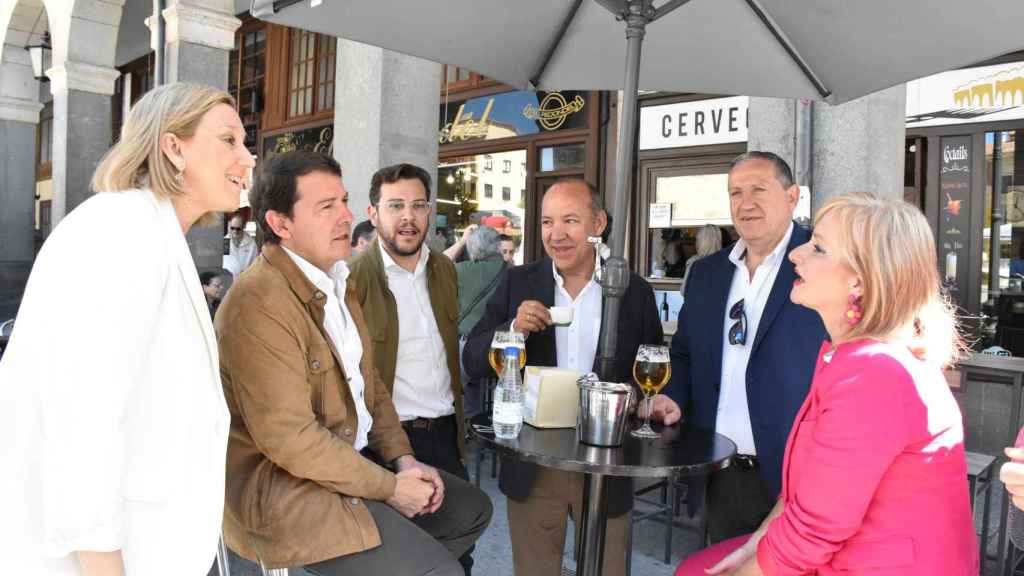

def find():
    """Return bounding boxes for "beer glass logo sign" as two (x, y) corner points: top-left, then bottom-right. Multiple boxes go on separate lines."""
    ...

(523, 92), (586, 131)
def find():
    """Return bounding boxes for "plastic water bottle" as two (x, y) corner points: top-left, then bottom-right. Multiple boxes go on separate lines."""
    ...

(492, 346), (523, 439)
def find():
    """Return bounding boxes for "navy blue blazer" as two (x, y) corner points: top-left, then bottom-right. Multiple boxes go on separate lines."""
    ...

(667, 223), (826, 498)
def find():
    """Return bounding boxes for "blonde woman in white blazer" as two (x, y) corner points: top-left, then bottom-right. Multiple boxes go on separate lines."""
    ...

(0, 83), (254, 576)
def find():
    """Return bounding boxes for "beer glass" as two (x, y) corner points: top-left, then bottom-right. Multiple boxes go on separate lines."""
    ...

(489, 330), (526, 376)
(631, 344), (671, 438)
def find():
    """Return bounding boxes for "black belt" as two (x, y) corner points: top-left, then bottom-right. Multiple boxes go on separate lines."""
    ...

(401, 414), (455, 431)
(732, 454), (760, 470)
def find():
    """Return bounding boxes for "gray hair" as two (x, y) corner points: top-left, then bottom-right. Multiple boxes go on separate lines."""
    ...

(695, 224), (722, 257)
(466, 225), (502, 261)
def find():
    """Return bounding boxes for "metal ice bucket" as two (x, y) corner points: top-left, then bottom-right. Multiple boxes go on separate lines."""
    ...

(576, 375), (634, 447)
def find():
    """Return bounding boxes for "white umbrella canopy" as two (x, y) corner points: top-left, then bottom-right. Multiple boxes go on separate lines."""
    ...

(252, 0), (1024, 104)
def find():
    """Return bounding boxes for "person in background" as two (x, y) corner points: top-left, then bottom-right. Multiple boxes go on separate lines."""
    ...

(499, 234), (517, 264)
(668, 152), (826, 545)
(442, 224), (480, 262)
(662, 238), (687, 277)
(678, 193), (977, 576)
(455, 226), (508, 418)
(224, 212), (257, 277)
(0, 82), (253, 575)
(199, 270), (225, 318)
(679, 224), (723, 296)
(351, 219), (377, 256)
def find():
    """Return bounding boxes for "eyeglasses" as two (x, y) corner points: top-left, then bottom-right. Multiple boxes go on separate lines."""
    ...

(380, 200), (431, 215)
(229, 226), (244, 232)
(728, 299), (747, 346)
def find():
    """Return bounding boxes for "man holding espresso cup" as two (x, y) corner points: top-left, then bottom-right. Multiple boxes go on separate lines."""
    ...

(463, 178), (680, 576)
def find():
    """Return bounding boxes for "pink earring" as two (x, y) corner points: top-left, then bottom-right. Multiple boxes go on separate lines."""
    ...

(845, 294), (862, 325)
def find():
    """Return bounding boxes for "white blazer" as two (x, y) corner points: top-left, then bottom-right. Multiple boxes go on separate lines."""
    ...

(0, 189), (230, 575)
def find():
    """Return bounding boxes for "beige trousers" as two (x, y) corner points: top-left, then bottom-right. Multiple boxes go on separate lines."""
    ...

(506, 467), (629, 576)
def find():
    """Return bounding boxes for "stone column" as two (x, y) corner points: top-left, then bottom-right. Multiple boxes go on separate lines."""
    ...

(47, 61), (120, 224)
(748, 85), (907, 210)
(159, 0), (240, 270)
(0, 94), (43, 318)
(333, 40), (442, 222)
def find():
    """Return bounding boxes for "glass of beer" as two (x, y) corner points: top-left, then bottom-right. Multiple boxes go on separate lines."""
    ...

(631, 344), (671, 438)
(489, 330), (526, 376)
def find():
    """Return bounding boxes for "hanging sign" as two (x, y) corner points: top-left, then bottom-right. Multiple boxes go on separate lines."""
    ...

(639, 96), (749, 150)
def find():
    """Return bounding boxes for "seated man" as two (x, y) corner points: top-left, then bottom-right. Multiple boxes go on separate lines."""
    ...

(463, 178), (680, 576)
(216, 151), (492, 576)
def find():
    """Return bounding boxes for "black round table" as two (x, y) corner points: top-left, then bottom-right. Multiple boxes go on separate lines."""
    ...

(469, 413), (736, 576)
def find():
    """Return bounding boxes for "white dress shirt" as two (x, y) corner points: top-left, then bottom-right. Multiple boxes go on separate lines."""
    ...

(554, 260), (603, 373)
(224, 234), (258, 277)
(717, 222), (794, 455)
(380, 241), (455, 420)
(282, 246), (373, 450)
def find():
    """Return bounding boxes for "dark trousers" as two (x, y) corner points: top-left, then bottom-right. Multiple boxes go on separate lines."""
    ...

(705, 457), (777, 544)
(403, 415), (479, 575)
(304, 468), (492, 576)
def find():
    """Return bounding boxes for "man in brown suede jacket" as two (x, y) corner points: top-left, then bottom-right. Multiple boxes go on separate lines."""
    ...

(216, 151), (491, 576)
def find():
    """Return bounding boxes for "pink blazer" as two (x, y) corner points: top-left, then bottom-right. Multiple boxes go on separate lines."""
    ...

(756, 339), (978, 575)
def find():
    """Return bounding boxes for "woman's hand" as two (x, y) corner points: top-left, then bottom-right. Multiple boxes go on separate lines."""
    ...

(1003, 446), (1024, 511)
(704, 538), (758, 575)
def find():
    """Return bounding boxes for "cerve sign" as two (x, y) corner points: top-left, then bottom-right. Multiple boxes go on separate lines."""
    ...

(639, 96), (749, 151)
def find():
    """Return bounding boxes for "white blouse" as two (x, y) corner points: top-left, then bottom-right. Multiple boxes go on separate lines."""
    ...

(0, 189), (230, 575)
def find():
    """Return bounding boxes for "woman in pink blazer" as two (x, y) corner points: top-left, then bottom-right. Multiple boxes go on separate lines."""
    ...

(677, 193), (977, 575)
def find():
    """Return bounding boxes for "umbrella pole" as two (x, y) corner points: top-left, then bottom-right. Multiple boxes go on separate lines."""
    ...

(582, 3), (649, 576)
(594, 1), (648, 382)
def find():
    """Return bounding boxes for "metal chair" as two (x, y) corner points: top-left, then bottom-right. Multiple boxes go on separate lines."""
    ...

(967, 451), (996, 572)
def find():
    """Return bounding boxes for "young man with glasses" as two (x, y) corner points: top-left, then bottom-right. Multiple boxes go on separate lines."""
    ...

(667, 152), (827, 544)
(349, 163), (480, 574)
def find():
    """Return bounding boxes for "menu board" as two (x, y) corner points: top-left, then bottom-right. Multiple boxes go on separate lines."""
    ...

(938, 136), (971, 301)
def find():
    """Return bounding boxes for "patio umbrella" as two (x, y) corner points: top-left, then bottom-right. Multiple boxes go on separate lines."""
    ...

(250, 0), (1024, 571)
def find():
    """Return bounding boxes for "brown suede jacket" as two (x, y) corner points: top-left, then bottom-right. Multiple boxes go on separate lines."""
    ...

(215, 243), (413, 569)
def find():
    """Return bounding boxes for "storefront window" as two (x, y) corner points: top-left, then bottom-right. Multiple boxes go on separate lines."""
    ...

(982, 130), (1024, 306)
(437, 151), (527, 265)
(647, 172), (733, 279)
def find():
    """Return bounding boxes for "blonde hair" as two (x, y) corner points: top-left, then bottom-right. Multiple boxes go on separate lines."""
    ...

(815, 193), (964, 367)
(695, 224), (722, 257)
(91, 83), (235, 198)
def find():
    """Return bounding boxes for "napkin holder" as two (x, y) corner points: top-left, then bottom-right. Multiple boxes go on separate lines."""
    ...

(523, 366), (580, 428)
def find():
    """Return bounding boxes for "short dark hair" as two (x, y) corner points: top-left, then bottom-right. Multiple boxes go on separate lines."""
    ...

(369, 163), (432, 206)
(498, 234), (514, 243)
(249, 151), (342, 245)
(549, 177), (604, 217)
(729, 151), (795, 189)
(351, 219), (376, 247)
(199, 270), (221, 286)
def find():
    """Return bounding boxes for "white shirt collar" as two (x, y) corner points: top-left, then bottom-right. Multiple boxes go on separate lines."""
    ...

(281, 245), (350, 295)
(551, 258), (599, 289)
(379, 237), (429, 277)
(728, 221), (795, 269)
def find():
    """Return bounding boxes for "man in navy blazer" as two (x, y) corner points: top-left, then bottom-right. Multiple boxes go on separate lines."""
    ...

(667, 152), (826, 544)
